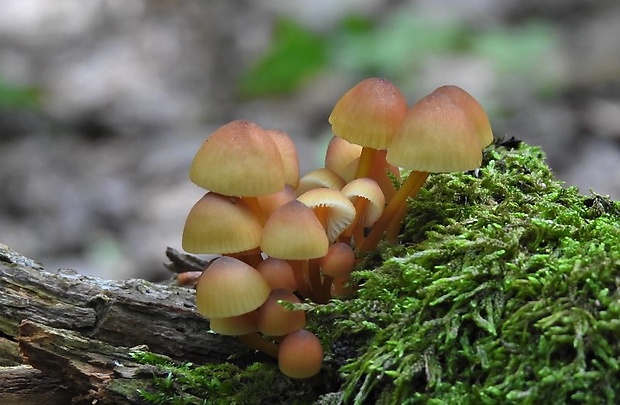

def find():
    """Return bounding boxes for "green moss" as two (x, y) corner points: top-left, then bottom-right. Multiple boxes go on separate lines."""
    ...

(137, 141), (620, 404)
(333, 140), (620, 404)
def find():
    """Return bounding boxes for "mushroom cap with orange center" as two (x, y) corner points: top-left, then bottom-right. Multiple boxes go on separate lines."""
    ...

(189, 120), (285, 196)
(297, 188), (356, 243)
(195, 256), (270, 318)
(329, 77), (408, 149)
(386, 92), (481, 173)
(278, 329), (323, 379)
(265, 129), (300, 188)
(182, 192), (262, 254)
(340, 177), (385, 227)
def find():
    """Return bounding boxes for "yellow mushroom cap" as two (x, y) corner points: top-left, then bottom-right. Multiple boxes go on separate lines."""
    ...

(195, 256), (270, 318)
(278, 329), (323, 379)
(386, 92), (481, 173)
(189, 120), (285, 196)
(328, 77), (408, 149)
(295, 168), (346, 197)
(324, 136), (362, 180)
(432, 85), (493, 148)
(297, 188), (356, 243)
(209, 310), (259, 336)
(340, 178), (385, 227)
(260, 200), (329, 260)
(182, 192), (262, 254)
(265, 129), (300, 188)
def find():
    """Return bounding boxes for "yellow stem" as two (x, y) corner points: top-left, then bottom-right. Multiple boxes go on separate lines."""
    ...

(354, 147), (377, 179)
(360, 171), (429, 252)
(385, 204), (408, 244)
(340, 197), (369, 245)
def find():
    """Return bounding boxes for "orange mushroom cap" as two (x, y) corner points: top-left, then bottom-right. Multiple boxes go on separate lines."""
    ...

(278, 329), (323, 379)
(329, 77), (408, 149)
(257, 289), (305, 337)
(386, 92), (481, 173)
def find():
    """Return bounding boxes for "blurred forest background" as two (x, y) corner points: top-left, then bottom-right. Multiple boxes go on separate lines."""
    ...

(1, 0), (619, 280)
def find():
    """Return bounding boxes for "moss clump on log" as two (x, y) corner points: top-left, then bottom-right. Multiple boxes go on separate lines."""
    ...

(137, 140), (620, 404)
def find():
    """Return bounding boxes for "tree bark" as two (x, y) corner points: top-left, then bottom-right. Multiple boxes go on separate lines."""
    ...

(0, 244), (240, 404)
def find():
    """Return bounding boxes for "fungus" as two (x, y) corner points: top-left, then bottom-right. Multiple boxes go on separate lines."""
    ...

(294, 168), (346, 197)
(265, 129), (301, 188)
(278, 329), (324, 379)
(257, 289), (306, 337)
(318, 242), (356, 302)
(260, 200), (329, 299)
(195, 256), (270, 319)
(361, 90), (483, 251)
(296, 188), (356, 243)
(182, 192), (262, 255)
(189, 119), (286, 225)
(208, 309), (259, 336)
(328, 77), (407, 179)
(256, 257), (298, 292)
(339, 177), (385, 248)
(324, 136), (362, 180)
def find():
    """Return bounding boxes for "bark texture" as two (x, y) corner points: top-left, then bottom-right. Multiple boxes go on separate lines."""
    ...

(0, 244), (238, 404)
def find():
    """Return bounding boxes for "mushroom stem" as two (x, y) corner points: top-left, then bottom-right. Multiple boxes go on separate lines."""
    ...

(238, 332), (279, 359)
(317, 275), (334, 304)
(308, 258), (323, 303)
(385, 204), (408, 243)
(288, 259), (312, 299)
(354, 147), (377, 179)
(339, 197), (369, 245)
(360, 171), (429, 252)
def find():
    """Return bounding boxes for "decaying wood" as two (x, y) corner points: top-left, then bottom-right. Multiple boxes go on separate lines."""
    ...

(0, 244), (243, 404)
(0, 364), (74, 405)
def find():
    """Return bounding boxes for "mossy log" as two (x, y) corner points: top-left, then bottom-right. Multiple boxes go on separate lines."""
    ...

(0, 244), (236, 404)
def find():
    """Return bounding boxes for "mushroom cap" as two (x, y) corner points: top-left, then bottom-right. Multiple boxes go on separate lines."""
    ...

(320, 242), (355, 279)
(209, 310), (259, 336)
(295, 168), (345, 197)
(386, 92), (481, 173)
(266, 129), (300, 188)
(257, 289), (306, 337)
(189, 120), (285, 196)
(256, 185), (297, 219)
(260, 200), (329, 260)
(256, 257), (298, 292)
(432, 85), (493, 148)
(324, 136), (362, 180)
(328, 77), (408, 149)
(195, 256), (270, 318)
(297, 188), (356, 243)
(182, 192), (263, 254)
(340, 177), (385, 227)
(278, 329), (323, 379)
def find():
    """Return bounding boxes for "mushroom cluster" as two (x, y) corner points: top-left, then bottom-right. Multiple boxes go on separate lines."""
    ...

(181, 78), (493, 379)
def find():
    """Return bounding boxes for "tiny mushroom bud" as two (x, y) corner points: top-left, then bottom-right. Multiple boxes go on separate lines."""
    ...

(278, 329), (324, 379)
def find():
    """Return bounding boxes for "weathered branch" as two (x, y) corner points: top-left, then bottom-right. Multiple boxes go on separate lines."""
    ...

(0, 244), (242, 403)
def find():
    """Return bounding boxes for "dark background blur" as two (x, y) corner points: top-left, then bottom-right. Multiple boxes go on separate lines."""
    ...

(1, 0), (619, 280)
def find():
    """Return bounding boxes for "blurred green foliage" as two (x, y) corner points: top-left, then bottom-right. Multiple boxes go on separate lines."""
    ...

(0, 78), (41, 109)
(238, 12), (558, 98)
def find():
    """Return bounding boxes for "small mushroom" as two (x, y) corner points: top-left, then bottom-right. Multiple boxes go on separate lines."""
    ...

(278, 329), (323, 379)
